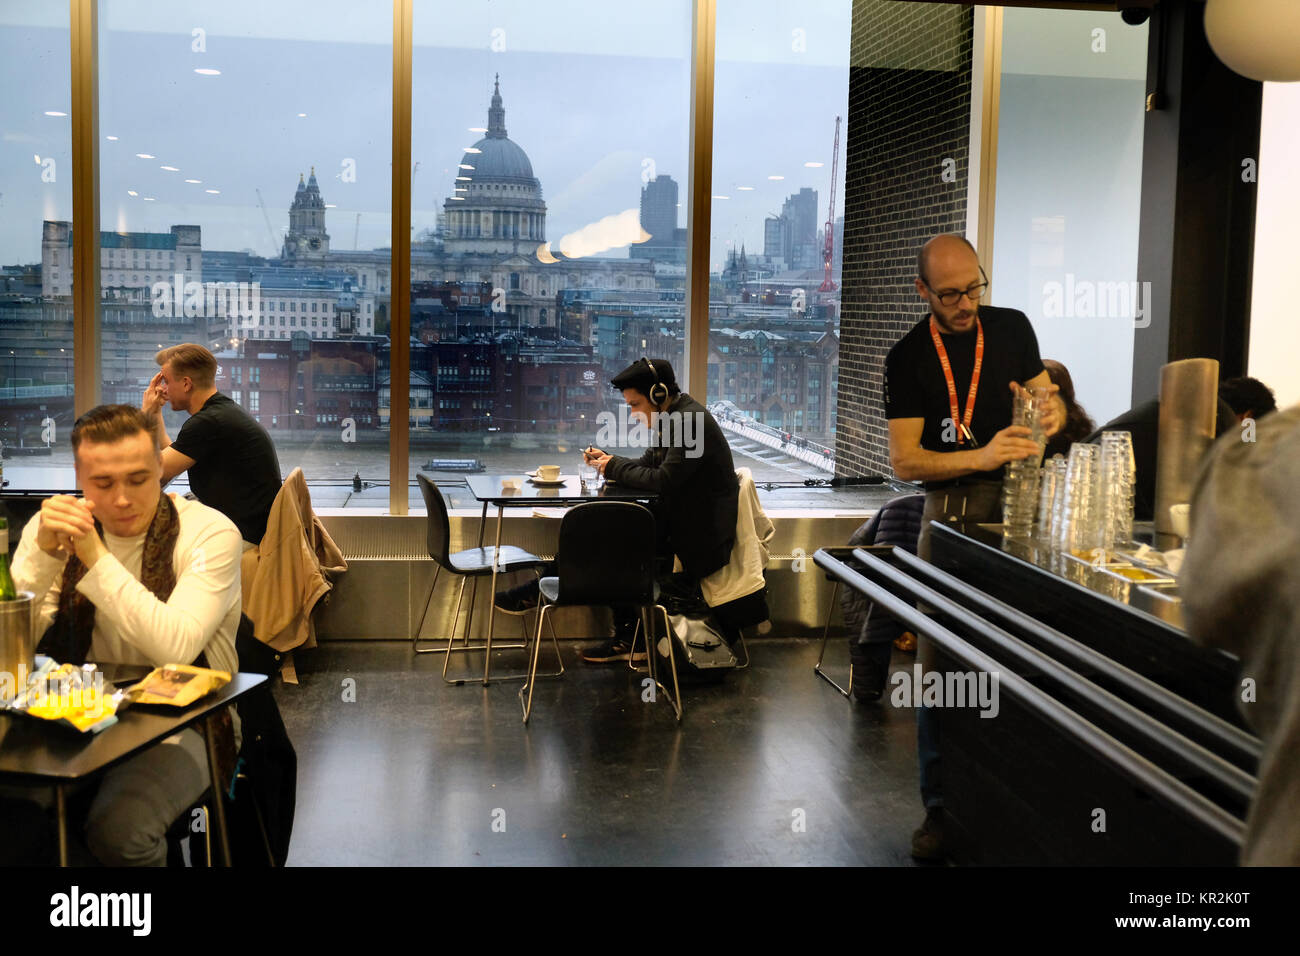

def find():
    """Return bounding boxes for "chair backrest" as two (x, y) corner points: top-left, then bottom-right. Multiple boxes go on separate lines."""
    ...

(416, 474), (453, 567)
(554, 501), (656, 607)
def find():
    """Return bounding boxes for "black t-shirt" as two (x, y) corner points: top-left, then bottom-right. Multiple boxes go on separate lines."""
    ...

(883, 304), (1045, 486)
(171, 393), (282, 544)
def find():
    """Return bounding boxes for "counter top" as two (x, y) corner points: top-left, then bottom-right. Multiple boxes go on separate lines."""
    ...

(960, 522), (1184, 631)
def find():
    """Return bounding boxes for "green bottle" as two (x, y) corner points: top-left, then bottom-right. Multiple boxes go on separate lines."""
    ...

(0, 518), (16, 600)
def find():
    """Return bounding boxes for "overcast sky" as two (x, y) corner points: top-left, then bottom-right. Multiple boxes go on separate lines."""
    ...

(1, 0), (850, 270)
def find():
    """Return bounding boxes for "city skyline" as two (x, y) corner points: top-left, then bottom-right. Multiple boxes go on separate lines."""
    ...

(0, 6), (849, 270)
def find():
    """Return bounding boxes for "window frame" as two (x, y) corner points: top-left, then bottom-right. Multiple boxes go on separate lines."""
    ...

(61, 0), (872, 514)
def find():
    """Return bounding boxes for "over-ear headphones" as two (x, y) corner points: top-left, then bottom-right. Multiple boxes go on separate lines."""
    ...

(642, 355), (669, 406)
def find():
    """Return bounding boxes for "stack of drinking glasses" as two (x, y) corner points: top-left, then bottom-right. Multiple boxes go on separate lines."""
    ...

(1054, 442), (1101, 554)
(1037, 456), (1068, 541)
(1001, 388), (1048, 538)
(1098, 431), (1136, 549)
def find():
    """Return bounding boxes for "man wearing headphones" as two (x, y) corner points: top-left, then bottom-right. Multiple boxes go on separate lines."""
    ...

(581, 357), (739, 663)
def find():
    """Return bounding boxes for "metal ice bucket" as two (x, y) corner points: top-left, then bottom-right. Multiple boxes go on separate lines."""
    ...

(0, 592), (35, 705)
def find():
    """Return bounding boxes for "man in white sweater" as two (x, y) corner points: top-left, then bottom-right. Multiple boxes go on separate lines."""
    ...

(11, 404), (243, 865)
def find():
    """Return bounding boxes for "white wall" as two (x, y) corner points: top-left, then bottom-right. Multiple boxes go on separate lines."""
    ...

(990, 9), (1149, 429)
(1248, 82), (1300, 412)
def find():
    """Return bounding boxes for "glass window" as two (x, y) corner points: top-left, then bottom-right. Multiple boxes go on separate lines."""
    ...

(97, 0), (392, 507)
(705, 0), (846, 482)
(0, 5), (74, 465)
(409, 1), (690, 508)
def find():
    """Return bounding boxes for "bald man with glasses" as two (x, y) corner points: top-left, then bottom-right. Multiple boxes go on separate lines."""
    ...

(884, 234), (1053, 560)
(883, 233), (1053, 861)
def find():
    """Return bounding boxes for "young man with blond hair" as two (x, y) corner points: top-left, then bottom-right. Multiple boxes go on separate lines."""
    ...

(144, 343), (281, 545)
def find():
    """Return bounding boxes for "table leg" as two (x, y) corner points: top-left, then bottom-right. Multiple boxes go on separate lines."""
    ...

(484, 503), (504, 685)
(202, 715), (234, 866)
(477, 500), (489, 548)
(55, 784), (68, 866)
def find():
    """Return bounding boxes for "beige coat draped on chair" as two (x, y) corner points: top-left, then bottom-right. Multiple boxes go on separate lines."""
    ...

(698, 467), (773, 608)
(241, 468), (347, 652)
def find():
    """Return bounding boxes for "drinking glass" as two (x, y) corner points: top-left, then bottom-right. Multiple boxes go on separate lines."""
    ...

(1002, 388), (1048, 538)
(1099, 431), (1136, 548)
(1038, 456), (1068, 541)
(1056, 442), (1101, 554)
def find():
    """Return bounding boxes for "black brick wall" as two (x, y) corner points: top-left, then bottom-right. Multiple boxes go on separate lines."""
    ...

(837, 0), (974, 478)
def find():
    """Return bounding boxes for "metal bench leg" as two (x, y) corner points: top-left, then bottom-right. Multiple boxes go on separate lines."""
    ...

(814, 579), (853, 699)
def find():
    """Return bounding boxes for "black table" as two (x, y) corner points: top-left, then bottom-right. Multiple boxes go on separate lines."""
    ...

(460, 473), (655, 684)
(0, 671), (267, 866)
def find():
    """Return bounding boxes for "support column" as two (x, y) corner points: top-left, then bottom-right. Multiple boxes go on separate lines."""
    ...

(1132, 0), (1261, 404)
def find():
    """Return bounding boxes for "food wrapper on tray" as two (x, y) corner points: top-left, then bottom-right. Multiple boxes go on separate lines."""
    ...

(122, 663), (231, 707)
(6, 660), (231, 733)
(5, 660), (126, 734)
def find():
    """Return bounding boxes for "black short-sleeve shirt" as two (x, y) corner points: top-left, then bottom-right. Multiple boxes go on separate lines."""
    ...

(171, 393), (282, 544)
(883, 304), (1045, 486)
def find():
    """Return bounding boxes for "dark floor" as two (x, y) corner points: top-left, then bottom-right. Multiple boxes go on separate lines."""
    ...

(276, 637), (924, 866)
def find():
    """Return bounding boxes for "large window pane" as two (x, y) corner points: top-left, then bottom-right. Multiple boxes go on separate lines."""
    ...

(0, 5), (75, 485)
(709, 0), (846, 484)
(96, 0), (392, 507)
(992, 8), (1148, 429)
(411, 2), (690, 508)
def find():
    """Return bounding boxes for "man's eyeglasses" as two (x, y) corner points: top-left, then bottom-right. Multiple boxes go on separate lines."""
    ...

(923, 266), (989, 307)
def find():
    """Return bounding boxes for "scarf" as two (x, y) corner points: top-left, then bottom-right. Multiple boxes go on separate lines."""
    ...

(38, 493), (181, 667)
(37, 492), (238, 789)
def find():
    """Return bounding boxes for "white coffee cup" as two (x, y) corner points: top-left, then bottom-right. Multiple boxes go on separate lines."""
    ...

(536, 465), (561, 481)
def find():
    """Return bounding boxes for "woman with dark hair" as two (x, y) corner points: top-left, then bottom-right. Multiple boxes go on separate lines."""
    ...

(1041, 359), (1096, 459)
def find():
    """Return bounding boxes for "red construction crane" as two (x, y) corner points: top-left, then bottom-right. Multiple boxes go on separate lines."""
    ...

(818, 115), (841, 293)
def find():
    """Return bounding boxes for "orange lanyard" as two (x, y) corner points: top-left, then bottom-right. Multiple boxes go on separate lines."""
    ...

(929, 315), (984, 446)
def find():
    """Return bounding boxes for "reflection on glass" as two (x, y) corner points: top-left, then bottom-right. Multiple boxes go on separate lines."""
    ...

(1, 6), (74, 473)
(707, 1), (847, 486)
(409, 2), (692, 509)
(91, 1), (393, 508)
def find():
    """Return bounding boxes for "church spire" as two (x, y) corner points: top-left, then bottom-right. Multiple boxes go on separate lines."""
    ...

(487, 73), (507, 139)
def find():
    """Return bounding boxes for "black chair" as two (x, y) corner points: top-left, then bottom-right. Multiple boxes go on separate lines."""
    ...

(520, 501), (680, 723)
(167, 615), (293, 867)
(412, 474), (560, 685)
